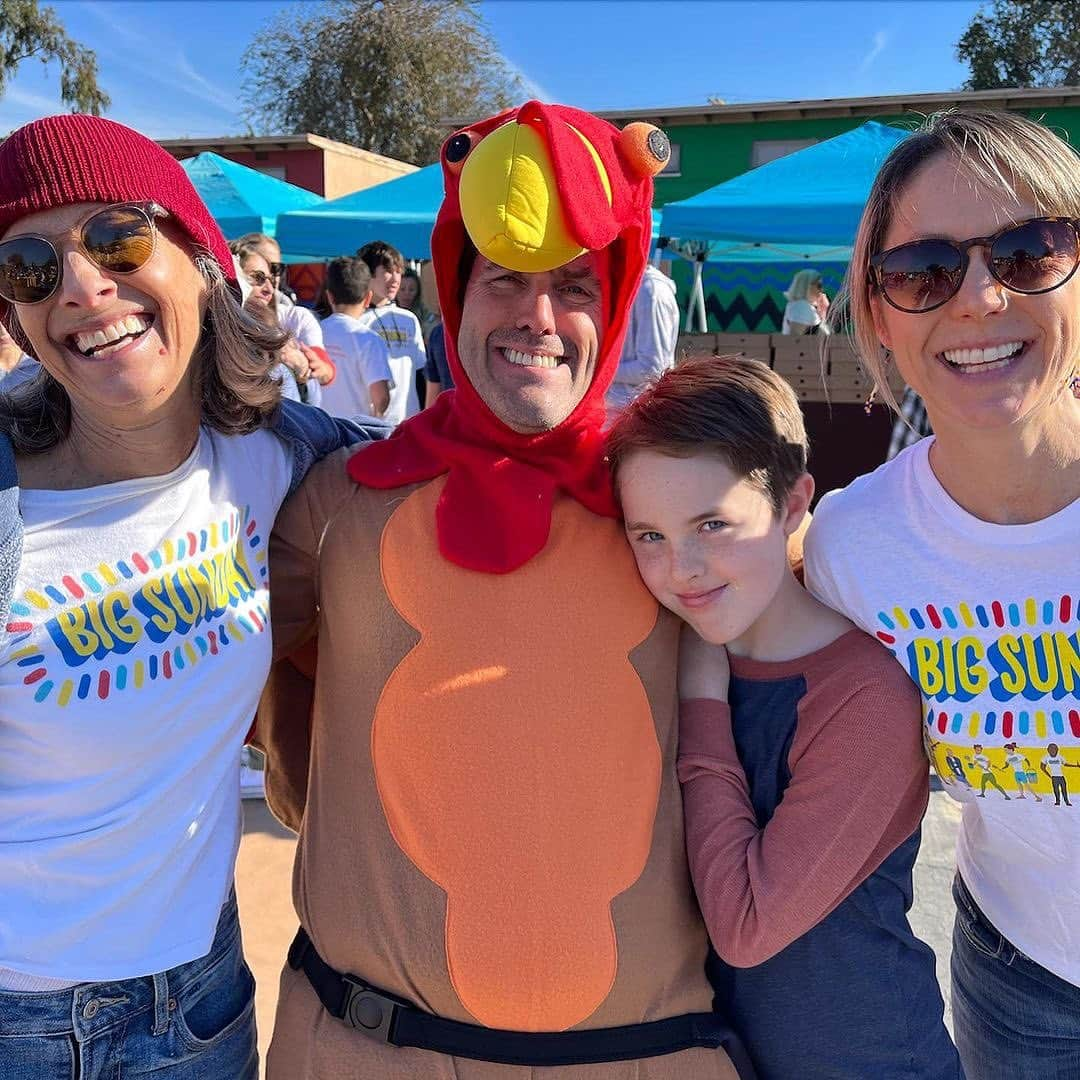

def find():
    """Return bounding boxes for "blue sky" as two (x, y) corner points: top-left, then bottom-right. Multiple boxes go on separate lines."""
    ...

(0, 0), (984, 143)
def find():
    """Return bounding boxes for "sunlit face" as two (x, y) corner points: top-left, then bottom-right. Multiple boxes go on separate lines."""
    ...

(456, 252), (603, 433)
(254, 237), (281, 287)
(871, 152), (1080, 437)
(2, 201), (206, 421)
(397, 274), (418, 310)
(371, 264), (402, 305)
(241, 250), (275, 306)
(619, 450), (799, 645)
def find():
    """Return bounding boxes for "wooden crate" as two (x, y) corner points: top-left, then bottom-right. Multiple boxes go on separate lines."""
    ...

(675, 333), (717, 363)
(716, 333), (773, 365)
(772, 336), (828, 401)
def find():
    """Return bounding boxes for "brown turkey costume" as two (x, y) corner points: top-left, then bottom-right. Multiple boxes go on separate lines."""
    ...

(256, 101), (748, 1079)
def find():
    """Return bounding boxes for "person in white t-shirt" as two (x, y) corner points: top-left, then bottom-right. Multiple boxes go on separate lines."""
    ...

(781, 269), (829, 335)
(0, 114), (383, 1080)
(319, 256), (393, 419)
(803, 110), (1080, 1080)
(356, 240), (426, 426)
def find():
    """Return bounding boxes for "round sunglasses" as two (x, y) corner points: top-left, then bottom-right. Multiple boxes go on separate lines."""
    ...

(869, 216), (1080, 314)
(0, 203), (165, 305)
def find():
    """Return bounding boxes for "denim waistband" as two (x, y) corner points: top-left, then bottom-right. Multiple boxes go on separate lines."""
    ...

(0, 888), (239, 1039)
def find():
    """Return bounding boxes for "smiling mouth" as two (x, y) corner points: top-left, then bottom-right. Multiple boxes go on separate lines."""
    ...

(938, 340), (1027, 374)
(676, 585), (727, 608)
(68, 314), (154, 359)
(500, 347), (565, 370)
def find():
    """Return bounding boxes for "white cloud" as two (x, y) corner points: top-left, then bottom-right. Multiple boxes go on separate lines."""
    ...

(2, 85), (63, 113)
(501, 56), (554, 103)
(76, 0), (239, 118)
(858, 29), (890, 74)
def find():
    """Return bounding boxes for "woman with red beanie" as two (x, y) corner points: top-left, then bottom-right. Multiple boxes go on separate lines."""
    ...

(0, 114), (386, 1079)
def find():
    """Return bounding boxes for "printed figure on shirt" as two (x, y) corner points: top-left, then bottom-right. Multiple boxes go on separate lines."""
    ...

(1002, 742), (1042, 802)
(928, 737), (972, 789)
(1041, 744), (1078, 806)
(606, 356), (961, 1080)
(966, 745), (1011, 800)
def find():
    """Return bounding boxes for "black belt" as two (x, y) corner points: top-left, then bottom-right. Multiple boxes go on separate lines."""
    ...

(288, 927), (756, 1074)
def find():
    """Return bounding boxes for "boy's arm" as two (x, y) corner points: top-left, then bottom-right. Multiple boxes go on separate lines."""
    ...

(678, 657), (928, 968)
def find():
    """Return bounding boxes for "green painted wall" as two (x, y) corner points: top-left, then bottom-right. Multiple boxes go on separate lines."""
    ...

(652, 105), (1080, 206)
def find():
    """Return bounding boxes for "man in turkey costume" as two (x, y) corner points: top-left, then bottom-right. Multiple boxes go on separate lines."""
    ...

(256, 101), (751, 1080)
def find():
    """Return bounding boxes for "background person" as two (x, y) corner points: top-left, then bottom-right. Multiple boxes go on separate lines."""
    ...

(0, 113), (384, 1080)
(356, 240), (427, 426)
(781, 269), (829, 335)
(606, 263), (679, 419)
(804, 109), (1080, 1080)
(232, 232), (322, 349)
(423, 321), (453, 406)
(397, 265), (439, 345)
(320, 256), (393, 419)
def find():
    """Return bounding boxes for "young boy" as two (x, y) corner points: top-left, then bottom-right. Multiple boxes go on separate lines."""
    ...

(319, 256), (394, 420)
(606, 357), (961, 1080)
(356, 240), (427, 426)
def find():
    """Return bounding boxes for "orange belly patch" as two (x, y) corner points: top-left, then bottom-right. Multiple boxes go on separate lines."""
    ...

(373, 478), (661, 1031)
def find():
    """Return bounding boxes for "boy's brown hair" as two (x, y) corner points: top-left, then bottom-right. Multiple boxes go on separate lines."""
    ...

(606, 355), (809, 514)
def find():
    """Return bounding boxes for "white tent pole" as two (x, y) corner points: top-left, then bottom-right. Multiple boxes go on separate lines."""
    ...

(693, 254), (708, 333)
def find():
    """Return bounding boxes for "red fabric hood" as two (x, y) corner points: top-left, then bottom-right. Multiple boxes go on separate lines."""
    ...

(349, 102), (656, 573)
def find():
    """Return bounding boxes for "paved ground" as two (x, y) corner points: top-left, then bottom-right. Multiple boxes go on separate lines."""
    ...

(235, 781), (963, 1074)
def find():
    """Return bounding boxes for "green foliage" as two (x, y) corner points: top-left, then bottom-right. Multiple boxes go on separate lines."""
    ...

(241, 0), (522, 165)
(957, 1), (1080, 89)
(0, 0), (109, 114)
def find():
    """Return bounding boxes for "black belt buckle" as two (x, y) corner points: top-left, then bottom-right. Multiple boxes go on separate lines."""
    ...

(342, 977), (396, 1042)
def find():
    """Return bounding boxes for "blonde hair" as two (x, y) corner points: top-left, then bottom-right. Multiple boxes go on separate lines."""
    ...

(839, 109), (1080, 412)
(784, 269), (822, 301)
(0, 254), (287, 454)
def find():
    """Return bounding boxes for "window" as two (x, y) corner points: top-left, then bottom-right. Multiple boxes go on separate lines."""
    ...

(659, 142), (681, 177)
(252, 165), (287, 180)
(751, 138), (818, 167)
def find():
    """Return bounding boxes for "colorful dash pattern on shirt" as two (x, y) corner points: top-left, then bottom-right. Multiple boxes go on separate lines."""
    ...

(6, 505), (268, 708)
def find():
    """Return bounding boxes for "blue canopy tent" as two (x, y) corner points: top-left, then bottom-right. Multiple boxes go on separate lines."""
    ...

(658, 121), (910, 329)
(276, 168), (664, 264)
(275, 163), (443, 262)
(179, 152), (323, 240)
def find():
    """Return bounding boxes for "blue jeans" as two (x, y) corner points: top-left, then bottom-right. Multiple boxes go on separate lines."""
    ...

(0, 888), (257, 1080)
(951, 874), (1080, 1079)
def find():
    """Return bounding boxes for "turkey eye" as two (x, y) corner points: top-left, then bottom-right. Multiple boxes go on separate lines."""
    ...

(445, 133), (473, 164)
(647, 128), (670, 164)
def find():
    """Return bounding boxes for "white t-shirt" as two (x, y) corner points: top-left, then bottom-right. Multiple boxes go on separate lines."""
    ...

(319, 313), (394, 419)
(358, 304), (426, 426)
(804, 436), (1080, 987)
(278, 295), (323, 348)
(781, 299), (822, 335)
(0, 427), (292, 983)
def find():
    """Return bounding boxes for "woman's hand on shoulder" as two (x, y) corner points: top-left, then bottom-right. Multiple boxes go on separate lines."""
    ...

(678, 624), (730, 702)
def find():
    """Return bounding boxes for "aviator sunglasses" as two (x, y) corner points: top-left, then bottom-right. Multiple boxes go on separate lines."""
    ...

(0, 202), (165, 305)
(869, 216), (1080, 314)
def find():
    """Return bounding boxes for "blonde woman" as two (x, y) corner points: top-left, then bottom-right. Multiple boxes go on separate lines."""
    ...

(781, 269), (829, 334)
(804, 110), (1080, 1079)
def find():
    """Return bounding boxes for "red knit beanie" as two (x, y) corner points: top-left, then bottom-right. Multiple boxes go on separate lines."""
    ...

(0, 114), (235, 281)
